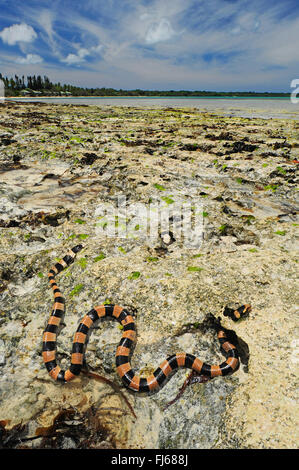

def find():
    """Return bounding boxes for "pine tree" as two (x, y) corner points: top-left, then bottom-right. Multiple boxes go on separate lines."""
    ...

(36, 75), (42, 89)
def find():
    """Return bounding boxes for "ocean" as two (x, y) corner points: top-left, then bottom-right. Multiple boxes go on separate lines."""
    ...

(7, 96), (299, 120)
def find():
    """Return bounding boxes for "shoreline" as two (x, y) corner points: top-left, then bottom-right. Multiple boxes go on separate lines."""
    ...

(4, 95), (298, 121)
(6, 94), (291, 100)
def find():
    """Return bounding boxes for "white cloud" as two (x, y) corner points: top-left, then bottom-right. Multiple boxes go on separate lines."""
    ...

(63, 44), (103, 65)
(230, 12), (261, 35)
(0, 23), (37, 45)
(90, 44), (103, 53)
(38, 10), (55, 43)
(63, 48), (89, 64)
(63, 53), (86, 65)
(15, 53), (43, 64)
(36, 9), (63, 59)
(145, 18), (175, 44)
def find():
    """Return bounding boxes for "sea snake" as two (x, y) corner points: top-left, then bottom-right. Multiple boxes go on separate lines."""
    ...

(42, 245), (251, 392)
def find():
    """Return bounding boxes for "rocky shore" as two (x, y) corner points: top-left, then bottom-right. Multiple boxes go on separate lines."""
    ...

(0, 101), (298, 449)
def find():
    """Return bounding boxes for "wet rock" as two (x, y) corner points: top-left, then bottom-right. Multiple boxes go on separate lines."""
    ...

(273, 140), (291, 150)
(224, 140), (258, 153)
(206, 131), (234, 141)
(80, 153), (99, 165)
(180, 143), (213, 152)
(0, 132), (16, 146)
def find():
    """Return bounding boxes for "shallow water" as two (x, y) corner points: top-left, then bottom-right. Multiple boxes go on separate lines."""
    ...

(8, 96), (299, 120)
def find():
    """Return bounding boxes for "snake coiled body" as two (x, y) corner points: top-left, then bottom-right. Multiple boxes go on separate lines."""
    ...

(42, 245), (250, 392)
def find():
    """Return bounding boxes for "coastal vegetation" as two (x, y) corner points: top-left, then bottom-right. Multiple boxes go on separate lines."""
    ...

(0, 73), (290, 98)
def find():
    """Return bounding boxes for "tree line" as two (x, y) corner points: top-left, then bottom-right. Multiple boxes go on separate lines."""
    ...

(0, 74), (71, 95)
(0, 73), (290, 97)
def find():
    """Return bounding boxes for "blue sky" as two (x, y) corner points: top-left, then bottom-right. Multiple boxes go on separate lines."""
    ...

(0, 0), (299, 91)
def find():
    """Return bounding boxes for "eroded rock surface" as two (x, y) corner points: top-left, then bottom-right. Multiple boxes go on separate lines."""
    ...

(0, 101), (298, 449)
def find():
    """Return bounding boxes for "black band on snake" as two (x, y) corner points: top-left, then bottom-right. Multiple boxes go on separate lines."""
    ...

(42, 245), (251, 392)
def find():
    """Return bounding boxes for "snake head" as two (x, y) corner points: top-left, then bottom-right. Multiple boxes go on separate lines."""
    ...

(223, 304), (251, 322)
